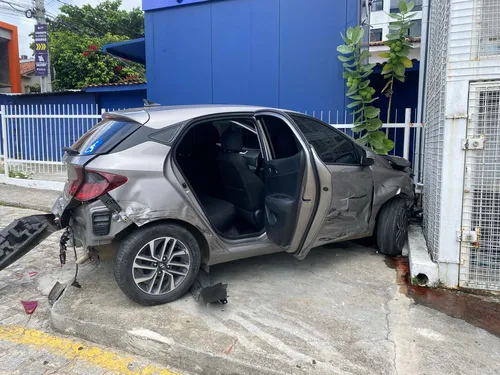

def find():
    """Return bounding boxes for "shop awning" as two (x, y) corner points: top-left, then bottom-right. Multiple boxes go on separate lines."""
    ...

(103, 38), (145, 64)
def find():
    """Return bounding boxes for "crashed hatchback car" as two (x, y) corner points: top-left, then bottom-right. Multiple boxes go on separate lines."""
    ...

(0, 105), (414, 305)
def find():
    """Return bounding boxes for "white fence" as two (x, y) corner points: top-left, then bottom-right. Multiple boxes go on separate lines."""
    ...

(0, 104), (423, 191)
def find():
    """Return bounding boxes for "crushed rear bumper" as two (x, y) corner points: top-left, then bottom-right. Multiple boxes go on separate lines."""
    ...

(0, 214), (61, 271)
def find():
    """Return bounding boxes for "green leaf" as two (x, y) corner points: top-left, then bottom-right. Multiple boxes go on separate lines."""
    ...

(401, 57), (413, 68)
(347, 101), (361, 109)
(399, 1), (408, 13)
(382, 64), (393, 74)
(387, 33), (401, 40)
(379, 52), (391, 58)
(341, 33), (351, 45)
(395, 74), (405, 83)
(349, 26), (364, 45)
(352, 107), (365, 115)
(350, 95), (364, 100)
(352, 124), (366, 133)
(356, 135), (369, 145)
(383, 138), (395, 150)
(364, 63), (376, 70)
(337, 44), (353, 54)
(359, 50), (371, 61)
(407, 1), (415, 12)
(407, 12), (418, 19)
(394, 63), (405, 76)
(338, 55), (354, 62)
(343, 62), (356, 68)
(366, 118), (383, 131)
(388, 24), (402, 30)
(360, 71), (373, 78)
(355, 114), (364, 123)
(388, 13), (403, 20)
(342, 72), (351, 78)
(359, 80), (370, 89)
(364, 106), (380, 119)
(346, 27), (354, 41)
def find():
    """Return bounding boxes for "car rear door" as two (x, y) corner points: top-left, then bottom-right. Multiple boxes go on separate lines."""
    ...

(254, 110), (332, 259)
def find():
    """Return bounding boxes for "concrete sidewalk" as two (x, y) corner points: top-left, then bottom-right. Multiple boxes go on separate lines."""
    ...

(0, 183), (60, 212)
(51, 244), (500, 375)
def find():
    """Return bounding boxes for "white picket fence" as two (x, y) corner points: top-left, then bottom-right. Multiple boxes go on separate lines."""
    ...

(0, 104), (423, 191)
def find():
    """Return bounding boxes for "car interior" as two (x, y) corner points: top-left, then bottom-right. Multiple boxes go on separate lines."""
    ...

(175, 115), (302, 239)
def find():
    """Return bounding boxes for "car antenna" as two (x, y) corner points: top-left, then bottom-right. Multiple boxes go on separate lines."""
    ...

(143, 99), (161, 107)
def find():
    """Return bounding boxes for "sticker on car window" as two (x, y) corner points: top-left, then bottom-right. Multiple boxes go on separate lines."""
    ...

(82, 139), (102, 155)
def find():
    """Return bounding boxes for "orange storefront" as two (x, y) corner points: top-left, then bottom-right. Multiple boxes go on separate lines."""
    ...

(0, 21), (21, 93)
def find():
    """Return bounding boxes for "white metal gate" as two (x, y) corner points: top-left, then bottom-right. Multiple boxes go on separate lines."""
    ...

(460, 81), (500, 291)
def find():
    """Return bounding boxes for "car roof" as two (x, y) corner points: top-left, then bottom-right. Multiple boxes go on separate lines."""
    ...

(105, 104), (298, 129)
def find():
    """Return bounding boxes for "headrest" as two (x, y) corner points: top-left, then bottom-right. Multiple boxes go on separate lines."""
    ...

(221, 128), (243, 152)
(193, 124), (220, 146)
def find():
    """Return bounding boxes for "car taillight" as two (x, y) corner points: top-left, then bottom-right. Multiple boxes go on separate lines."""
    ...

(69, 168), (127, 202)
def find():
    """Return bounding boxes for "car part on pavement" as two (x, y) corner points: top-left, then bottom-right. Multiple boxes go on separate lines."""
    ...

(114, 223), (201, 306)
(376, 197), (410, 256)
(191, 268), (228, 304)
(0, 214), (60, 271)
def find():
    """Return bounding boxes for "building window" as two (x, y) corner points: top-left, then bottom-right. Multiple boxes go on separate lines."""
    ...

(370, 28), (383, 42)
(476, 0), (500, 57)
(371, 0), (383, 11)
(408, 20), (422, 38)
(391, 0), (422, 12)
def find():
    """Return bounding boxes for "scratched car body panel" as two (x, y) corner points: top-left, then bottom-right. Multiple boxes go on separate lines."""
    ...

(3, 105), (415, 305)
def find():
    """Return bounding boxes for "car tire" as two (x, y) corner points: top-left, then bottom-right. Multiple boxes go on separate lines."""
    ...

(376, 198), (409, 256)
(114, 222), (201, 306)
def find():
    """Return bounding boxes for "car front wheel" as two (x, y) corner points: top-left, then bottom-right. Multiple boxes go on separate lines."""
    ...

(376, 198), (409, 256)
(114, 223), (201, 305)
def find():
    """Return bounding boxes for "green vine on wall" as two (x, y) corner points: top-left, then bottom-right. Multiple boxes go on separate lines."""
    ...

(337, 26), (394, 154)
(337, 0), (415, 155)
(380, 1), (417, 126)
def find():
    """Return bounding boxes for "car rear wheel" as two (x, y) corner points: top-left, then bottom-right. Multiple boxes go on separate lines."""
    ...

(114, 223), (201, 305)
(376, 198), (409, 256)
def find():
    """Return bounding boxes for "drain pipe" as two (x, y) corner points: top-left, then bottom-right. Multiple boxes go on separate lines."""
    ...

(414, 0), (430, 186)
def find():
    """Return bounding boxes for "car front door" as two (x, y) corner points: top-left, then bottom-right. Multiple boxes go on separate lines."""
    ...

(287, 114), (374, 246)
(253, 111), (332, 259)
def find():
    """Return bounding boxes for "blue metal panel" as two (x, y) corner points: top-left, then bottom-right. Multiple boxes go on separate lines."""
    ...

(211, 0), (279, 106)
(97, 89), (147, 110)
(278, 0), (348, 115)
(145, 5), (213, 105)
(143, 0), (210, 11)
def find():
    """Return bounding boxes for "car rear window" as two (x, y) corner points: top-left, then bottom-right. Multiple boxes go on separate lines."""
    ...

(72, 119), (140, 155)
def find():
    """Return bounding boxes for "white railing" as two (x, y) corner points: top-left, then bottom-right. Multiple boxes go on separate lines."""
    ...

(0, 104), (423, 191)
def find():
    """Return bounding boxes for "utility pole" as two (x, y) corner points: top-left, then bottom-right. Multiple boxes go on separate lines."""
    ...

(34, 0), (52, 92)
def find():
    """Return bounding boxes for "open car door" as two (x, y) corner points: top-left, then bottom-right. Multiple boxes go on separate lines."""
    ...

(254, 111), (332, 259)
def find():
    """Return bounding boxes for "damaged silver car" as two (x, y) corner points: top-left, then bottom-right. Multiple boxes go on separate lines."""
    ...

(0, 105), (414, 305)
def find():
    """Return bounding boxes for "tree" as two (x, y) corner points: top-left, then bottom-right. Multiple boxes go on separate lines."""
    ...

(45, 0), (145, 90)
(51, 0), (143, 39)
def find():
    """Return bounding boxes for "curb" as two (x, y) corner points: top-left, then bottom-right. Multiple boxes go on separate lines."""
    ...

(0, 200), (52, 213)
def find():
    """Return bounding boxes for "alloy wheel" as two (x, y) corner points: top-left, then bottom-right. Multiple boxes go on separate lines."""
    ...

(132, 237), (191, 295)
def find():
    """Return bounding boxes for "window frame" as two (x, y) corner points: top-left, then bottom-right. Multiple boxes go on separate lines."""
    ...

(287, 113), (363, 166)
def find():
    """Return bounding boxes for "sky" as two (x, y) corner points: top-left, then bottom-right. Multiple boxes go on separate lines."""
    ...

(0, 0), (141, 57)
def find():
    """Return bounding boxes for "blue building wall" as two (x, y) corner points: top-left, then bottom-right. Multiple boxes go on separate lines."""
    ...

(145, 0), (358, 114)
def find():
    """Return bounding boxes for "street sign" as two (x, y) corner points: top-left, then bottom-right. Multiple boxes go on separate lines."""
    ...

(34, 24), (49, 77)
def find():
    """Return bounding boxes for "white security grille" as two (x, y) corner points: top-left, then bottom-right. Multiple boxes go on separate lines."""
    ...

(423, 0), (451, 260)
(475, 0), (500, 57)
(460, 82), (500, 291)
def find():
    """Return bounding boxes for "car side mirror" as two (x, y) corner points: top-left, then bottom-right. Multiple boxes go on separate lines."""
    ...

(361, 150), (375, 166)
